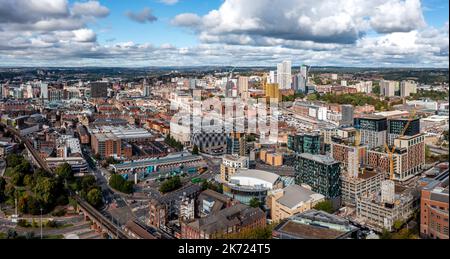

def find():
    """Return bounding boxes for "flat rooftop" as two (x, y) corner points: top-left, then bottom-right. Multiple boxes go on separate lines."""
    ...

(298, 153), (339, 165)
(277, 220), (347, 239)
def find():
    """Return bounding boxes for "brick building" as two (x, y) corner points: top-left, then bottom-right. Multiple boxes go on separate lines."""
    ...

(181, 203), (266, 239)
(420, 171), (449, 239)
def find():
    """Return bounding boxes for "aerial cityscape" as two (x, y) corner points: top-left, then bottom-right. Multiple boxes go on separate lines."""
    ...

(0, 0), (449, 242)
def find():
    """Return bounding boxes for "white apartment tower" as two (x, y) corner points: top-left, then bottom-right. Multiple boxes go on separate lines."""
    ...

(40, 81), (48, 100)
(400, 80), (417, 97)
(277, 60), (292, 90)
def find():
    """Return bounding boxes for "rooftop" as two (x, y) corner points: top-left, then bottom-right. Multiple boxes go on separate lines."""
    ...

(233, 169), (281, 185)
(298, 153), (339, 165)
(276, 185), (324, 209)
(274, 210), (357, 239)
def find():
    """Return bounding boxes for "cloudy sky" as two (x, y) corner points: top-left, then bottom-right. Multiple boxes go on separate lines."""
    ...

(0, 0), (448, 67)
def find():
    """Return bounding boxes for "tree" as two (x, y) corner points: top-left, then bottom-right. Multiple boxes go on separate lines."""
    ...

(313, 200), (334, 214)
(6, 154), (24, 168)
(87, 188), (103, 208)
(393, 220), (404, 231)
(23, 174), (34, 187)
(81, 175), (97, 192)
(109, 174), (133, 194)
(0, 177), (6, 202)
(34, 176), (56, 205)
(249, 198), (262, 208)
(10, 171), (23, 186)
(159, 176), (182, 194)
(55, 163), (73, 182)
(192, 145), (199, 155)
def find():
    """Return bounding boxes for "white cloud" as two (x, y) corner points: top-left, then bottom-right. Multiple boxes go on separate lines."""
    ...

(0, 0), (447, 68)
(370, 0), (426, 33)
(171, 13), (202, 27)
(125, 8), (157, 23)
(72, 1), (110, 18)
(172, 0), (426, 45)
(73, 29), (97, 42)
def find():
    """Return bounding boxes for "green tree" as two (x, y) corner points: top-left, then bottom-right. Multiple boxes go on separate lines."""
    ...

(23, 174), (34, 187)
(81, 175), (97, 192)
(10, 171), (23, 186)
(26, 196), (41, 215)
(87, 188), (103, 208)
(313, 200), (334, 214)
(159, 176), (182, 194)
(34, 176), (56, 205)
(55, 163), (73, 182)
(249, 198), (262, 208)
(6, 154), (24, 168)
(109, 174), (133, 194)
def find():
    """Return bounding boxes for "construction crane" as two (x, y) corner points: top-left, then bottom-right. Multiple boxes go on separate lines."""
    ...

(384, 109), (417, 180)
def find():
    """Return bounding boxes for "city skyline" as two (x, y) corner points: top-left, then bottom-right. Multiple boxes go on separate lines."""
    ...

(0, 0), (448, 68)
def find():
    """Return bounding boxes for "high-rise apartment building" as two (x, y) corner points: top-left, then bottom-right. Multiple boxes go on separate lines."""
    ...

(277, 60), (292, 90)
(340, 105), (354, 127)
(288, 133), (321, 155)
(40, 81), (48, 100)
(226, 132), (246, 156)
(269, 71), (277, 84)
(387, 117), (420, 146)
(295, 153), (341, 199)
(380, 80), (398, 97)
(238, 76), (249, 96)
(264, 83), (281, 101)
(368, 134), (425, 181)
(400, 80), (417, 97)
(354, 115), (387, 149)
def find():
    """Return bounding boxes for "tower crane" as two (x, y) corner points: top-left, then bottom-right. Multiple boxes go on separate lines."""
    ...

(384, 109), (417, 180)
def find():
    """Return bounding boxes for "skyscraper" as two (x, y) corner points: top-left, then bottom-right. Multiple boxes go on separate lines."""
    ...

(269, 71), (277, 84)
(277, 60), (292, 90)
(143, 79), (151, 97)
(400, 80), (417, 97)
(354, 115), (387, 149)
(295, 153), (341, 199)
(299, 65), (308, 93)
(40, 81), (48, 100)
(238, 76), (249, 99)
(380, 80), (398, 97)
(340, 105), (354, 127)
(387, 117), (420, 145)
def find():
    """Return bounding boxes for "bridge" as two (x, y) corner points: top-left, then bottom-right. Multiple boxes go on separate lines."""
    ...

(74, 196), (130, 239)
(1, 122), (130, 239)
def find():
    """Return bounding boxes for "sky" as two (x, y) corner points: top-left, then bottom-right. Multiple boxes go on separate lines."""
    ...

(0, 0), (448, 67)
